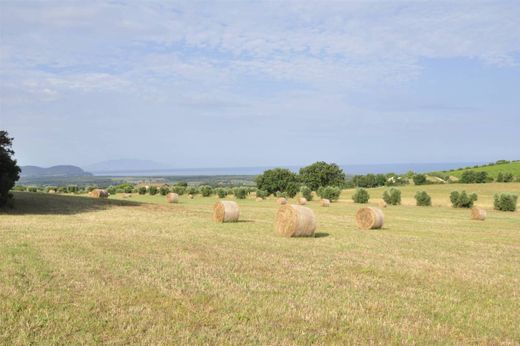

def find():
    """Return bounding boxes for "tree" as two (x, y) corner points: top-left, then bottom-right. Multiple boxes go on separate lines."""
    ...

(299, 161), (345, 191)
(0, 131), (21, 207)
(256, 168), (299, 195)
(413, 174), (427, 185)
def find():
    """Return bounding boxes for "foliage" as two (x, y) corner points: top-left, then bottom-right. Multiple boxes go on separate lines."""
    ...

(186, 186), (198, 195)
(175, 182), (188, 187)
(116, 183), (135, 193)
(256, 189), (269, 199)
(298, 161), (345, 191)
(255, 168), (300, 195)
(138, 186), (147, 195)
(493, 193), (518, 212)
(383, 188), (401, 205)
(233, 187), (248, 199)
(413, 174), (428, 185)
(352, 188), (369, 203)
(450, 191), (478, 208)
(496, 172), (514, 183)
(352, 174), (386, 188)
(171, 186), (186, 195)
(300, 186), (313, 201)
(317, 186), (341, 201)
(216, 188), (228, 198)
(415, 191), (432, 206)
(275, 191), (287, 198)
(199, 185), (213, 197)
(385, 174), (408, 186)
(0, 131), (21, 207)
(148, 186), (158, 195)
(27, 186), (38, 193)
(159, 185), (170, 196)
(107, 186), (117, 195)
(460, 170), (490, 183)
(67, 185), (79, 193)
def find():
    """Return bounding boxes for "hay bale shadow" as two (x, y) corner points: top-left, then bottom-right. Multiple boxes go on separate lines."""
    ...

(3, 192), (143, 215)
(314, 232), (330, 238)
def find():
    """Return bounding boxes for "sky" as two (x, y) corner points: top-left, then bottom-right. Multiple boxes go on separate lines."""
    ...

(1, 1), (519, 168)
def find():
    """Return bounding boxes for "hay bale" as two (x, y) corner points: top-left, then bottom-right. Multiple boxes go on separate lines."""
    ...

(356, 207), (384, 229)
(123, 193), (132, 198)
(277, 197), (288, 205)
(471, 207), (486, 221)
(321, 198), (330, 207)
(90, 189), (108, 198)
(256, 197), (263, 201)
(379, 201), (387, 208)
(275, 204), (316, 237)
(188, 194), (194, 199)
(166, 192), (179, 203)
(48, 189), (56, 194)
(297, 197), (307, 205)
(213, 200), (240, 223)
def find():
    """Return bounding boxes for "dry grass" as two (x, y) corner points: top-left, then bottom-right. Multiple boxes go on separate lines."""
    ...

(1, 183), (519, 344)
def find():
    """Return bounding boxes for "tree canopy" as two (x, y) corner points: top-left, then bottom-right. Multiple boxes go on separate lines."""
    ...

(0, 131), (21, 207)
(298, 161), (345, 191)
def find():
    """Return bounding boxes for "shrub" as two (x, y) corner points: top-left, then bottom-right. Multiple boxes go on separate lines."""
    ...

(256, 189), (269, 199)
(186, 186), (198, 195)
(450, 191), (477, 208)
(383, 188), (401, 205)
(175, 182), (188, 187)
(299, 161), (345, 191)
(493, 193), (518, 211)
(255, 168), (300, 195)
(216, 188), (228, 198)
(13, 185), (26, 192)
(199, 185), (213, 197)
(352, 188), (369, 203)
(27, 186), (38, 193)
(460, 170), (489, 183)
(300, 186), (313, 201)
(172, 185), (186, 195)
(159, 185), (170, 196)
(413, 174), (428, 185)
(138, 186), (147, 195)
(415, 191), (431, 206)
(116, 183), (134, 193)
(317, 186), (341, 201)
(233, 187), (247, 199)
(385, 174), (408, 186)
(285, 182), (300, 198)
(148, 186), (158, 195)
(67, 185), (79, 193)
(275, 191), (287, 198)
(107, 186), (117, 195)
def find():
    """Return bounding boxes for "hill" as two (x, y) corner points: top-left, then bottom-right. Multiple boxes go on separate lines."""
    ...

(20, 165), (93, 178)
(83, 159), (169, 173)
(437, 160), (520, 179)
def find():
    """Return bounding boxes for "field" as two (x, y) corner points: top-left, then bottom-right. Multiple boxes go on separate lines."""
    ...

(437, 161), (520, 179)
(1, 183), (519, 344)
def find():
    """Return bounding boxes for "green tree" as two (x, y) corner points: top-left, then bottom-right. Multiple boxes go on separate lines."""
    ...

(413, 174), (427, 185)
(256, 168), (299, 195)
(299, 161), (345, 191)
(0, 131), (21, 207)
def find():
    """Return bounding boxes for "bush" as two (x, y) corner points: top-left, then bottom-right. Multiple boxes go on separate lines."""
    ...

(385, 174), (408, 186)
(300, 186), (313, 201)
(159, 185), (170, 196)
(415, 191), (431, 206)
(116, 183), (134, 193)
(107, 186), (117, 195)
(199, 185), (213, 197)
(275, 191), (287, 198)
(13, 185), (26, 192)
(450, 191), (477, 208)
(256, 189), (269, 199)
(138, 186), (146, 195)
(494, 193), (517, 211)
(352, 188), (369, 203)
(317, 186), (341, 201)
(66, 185), (79, 193)
(148, 186), (158, 195)
(299, 161), (345, 191)
(413, 174), (428, 185)
(383, 188), (401, 205)
(171, 186), (186, 195)
(27, 186), (38, 193)
(174, 182), (188, 188)
(186, 186), (198, 195)
(460, 170), (489, 183)
(216, 188), (228, 198)
(256, 168), (300, 195)
(233, 187), (247, 199)
(496, 172), (514, 183)
(285, 182), (300, 198)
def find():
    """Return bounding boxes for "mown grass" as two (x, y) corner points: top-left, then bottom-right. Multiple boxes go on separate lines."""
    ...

(1, 183), (519, 344)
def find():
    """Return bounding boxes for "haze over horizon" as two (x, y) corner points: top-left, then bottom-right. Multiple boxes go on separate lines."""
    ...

(2, 1), (519, 168)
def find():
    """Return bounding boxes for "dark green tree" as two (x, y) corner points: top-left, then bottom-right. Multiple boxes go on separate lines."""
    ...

(256, 168), (299, 195)
(299, 161), (345, 191)
(0, 131), (21, 207)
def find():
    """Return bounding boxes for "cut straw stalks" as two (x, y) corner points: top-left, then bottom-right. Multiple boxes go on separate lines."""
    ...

(213, 200), (240, 223)
(471, 207), (486, 221)
(166, 193), (179, 203)
(275, 204), (316, 237)
(356, 207), (384, 229)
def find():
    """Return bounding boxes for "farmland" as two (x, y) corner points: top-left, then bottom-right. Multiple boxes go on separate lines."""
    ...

(437, 161), (520, 179)
(1, 183), (519, 344)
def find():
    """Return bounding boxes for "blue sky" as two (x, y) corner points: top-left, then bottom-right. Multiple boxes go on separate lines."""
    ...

(1, 1), (519, 168)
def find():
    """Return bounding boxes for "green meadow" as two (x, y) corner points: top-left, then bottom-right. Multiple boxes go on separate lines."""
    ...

(439, 161), (520, 179)
(1, 183), (519, 344)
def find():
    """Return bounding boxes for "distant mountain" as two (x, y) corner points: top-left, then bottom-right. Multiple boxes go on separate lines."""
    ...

(21, 165), (93, 177)
(83, 159), (170, 173)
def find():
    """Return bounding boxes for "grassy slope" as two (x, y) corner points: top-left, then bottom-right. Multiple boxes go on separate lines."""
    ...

(1, 184), (519, 344)
(437, 161), (520, 178)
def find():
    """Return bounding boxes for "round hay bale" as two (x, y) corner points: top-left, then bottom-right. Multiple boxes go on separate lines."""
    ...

(275, 204), (316, 237)
(471, 207), (486, 221)
(356, 207), (384, 229)
(48, 189), (56, 194)
(321, 198), (330, 207)
(213, 200), (240, 223)
(297, 197), (307, 205)
(277, 197), (288, 205)
(256, 197), (263, 201)
(90, 189), (108, 198)
(166, 192), (179, 203)
(188, 194), (194, 199)
(123, 193), (132, 198)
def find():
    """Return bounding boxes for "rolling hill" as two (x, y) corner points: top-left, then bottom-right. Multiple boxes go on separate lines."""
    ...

(437, 161), (520, 179)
